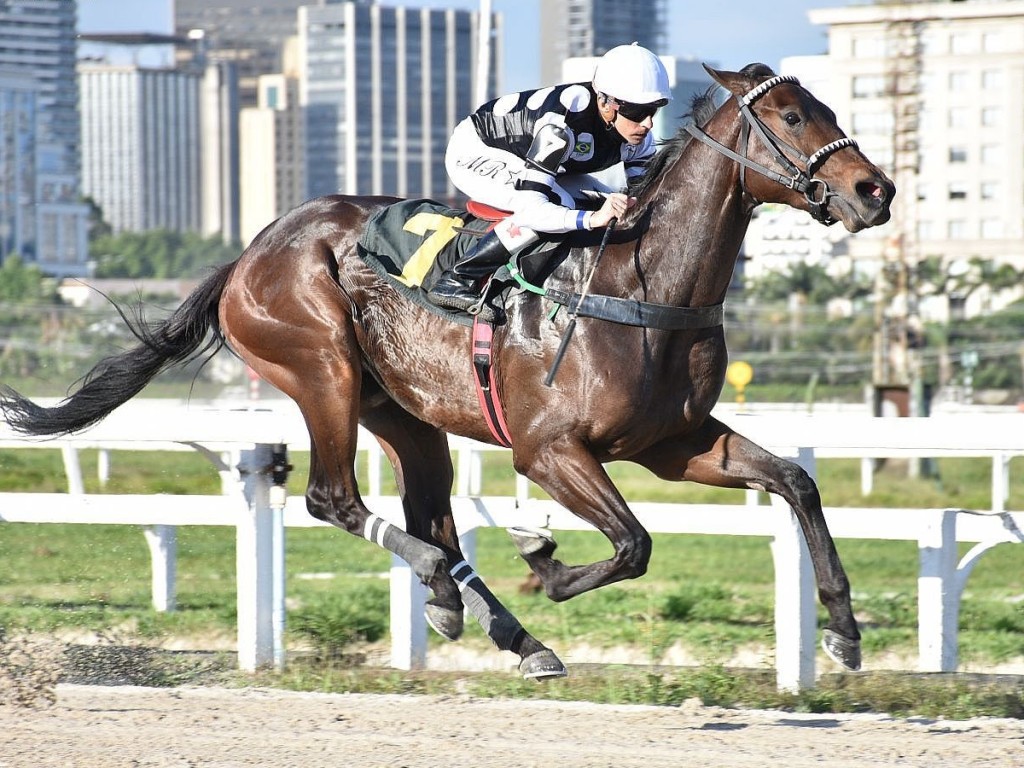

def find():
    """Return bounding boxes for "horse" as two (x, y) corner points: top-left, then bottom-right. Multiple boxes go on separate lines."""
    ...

(0, 64), (894, 679)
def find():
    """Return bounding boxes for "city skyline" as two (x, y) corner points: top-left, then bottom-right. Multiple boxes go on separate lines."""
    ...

(77, 0), (859, 92)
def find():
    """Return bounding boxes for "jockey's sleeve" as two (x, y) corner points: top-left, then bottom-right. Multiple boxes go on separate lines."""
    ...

(512, 169), (594, 233)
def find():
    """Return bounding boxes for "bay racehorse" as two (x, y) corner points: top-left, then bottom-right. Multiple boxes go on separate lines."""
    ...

(1, 65), (893, 678)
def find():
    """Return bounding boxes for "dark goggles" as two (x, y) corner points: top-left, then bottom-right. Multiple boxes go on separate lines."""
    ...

(612, 97), (668, 123)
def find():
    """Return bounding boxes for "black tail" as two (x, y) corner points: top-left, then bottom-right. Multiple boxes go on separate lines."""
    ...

(0, 262), (236, 436)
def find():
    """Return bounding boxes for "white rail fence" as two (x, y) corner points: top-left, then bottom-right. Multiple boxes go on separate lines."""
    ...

(0, 400), (1022, 691)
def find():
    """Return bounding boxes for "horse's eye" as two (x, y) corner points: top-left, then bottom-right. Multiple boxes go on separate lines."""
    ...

(784, 112), (802, 126)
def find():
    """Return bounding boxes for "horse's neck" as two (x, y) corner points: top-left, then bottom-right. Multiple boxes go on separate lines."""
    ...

(614, 114), (750, 308)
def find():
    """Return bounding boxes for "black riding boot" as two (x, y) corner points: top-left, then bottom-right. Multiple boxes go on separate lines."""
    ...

(427, 230), (512, 321)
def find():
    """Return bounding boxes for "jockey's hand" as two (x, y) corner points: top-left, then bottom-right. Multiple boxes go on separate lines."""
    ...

(589, 193), (636, 229)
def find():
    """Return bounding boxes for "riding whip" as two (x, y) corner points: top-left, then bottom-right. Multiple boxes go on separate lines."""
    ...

(544, 217), (616, 387)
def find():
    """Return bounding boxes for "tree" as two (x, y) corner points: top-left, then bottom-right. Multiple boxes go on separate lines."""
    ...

(81, 196), (112, 241)
(916, 255), (1024, 302)
(89, 230), (241, 279)
(744, 262), (856, 305)
(0, 255), (58, 302)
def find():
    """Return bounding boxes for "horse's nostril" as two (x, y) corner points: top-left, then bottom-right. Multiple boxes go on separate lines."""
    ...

(857, 181), (886, 203)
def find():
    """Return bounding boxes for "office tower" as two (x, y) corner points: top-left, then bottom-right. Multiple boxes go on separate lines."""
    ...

(0, 0), (88, 276)
(78, 64), (203, 234)
(174, 0), (376, 106)
(0, 75), (37, 267)
(299, 2), (500, 201)
(77, 51), (239, 243)
(740, 0), (1024, 342)
(540, 0), (668, 85)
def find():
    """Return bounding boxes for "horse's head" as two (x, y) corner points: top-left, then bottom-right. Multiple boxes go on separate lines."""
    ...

(701, 64), (894, 233)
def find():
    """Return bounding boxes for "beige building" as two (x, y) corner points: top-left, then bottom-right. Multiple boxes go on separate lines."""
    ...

(239, 46), (306, 245)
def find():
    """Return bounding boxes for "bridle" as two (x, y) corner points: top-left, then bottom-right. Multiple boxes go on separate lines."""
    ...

(685, 75), (857, 226)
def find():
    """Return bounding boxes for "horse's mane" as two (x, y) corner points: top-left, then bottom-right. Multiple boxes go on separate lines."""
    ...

(630, 63), (776, 201)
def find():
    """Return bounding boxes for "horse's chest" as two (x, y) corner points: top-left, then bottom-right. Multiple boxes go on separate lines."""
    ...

(577, 339), (724, 433)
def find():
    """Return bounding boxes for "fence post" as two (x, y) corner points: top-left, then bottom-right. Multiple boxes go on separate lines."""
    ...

(918, 508), (958, 672)
(860, 457), (873, 496)
(236, 444), (276, 671)
(993, 452), (1009, 514)
(97, 448), (110, 487)
(60, 445), (85, 495)
(142, 525), (177, 612)
(770, 446), (818, 692)
(390, 553), (427, 670)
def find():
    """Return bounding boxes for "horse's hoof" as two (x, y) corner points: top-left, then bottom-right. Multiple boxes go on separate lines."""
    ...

(519, 649), (567, 680)
(822, 629), (861, 671)
(425, 602), (463, 641)
(508, 526), (556, 557)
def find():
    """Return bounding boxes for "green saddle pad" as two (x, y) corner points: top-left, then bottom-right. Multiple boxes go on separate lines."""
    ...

(357, 198), (562, 294)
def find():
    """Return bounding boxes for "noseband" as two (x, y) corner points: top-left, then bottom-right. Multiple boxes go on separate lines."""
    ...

(685, 75), (857, 226)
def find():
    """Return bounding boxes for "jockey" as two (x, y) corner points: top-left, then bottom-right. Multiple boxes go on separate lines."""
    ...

(427, 42), (672, 318)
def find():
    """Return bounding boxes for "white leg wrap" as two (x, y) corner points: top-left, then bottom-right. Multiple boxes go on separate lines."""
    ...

(362, 514), (392, 548)
(450, 560), (481, 592)
(450, 560), (522, 651)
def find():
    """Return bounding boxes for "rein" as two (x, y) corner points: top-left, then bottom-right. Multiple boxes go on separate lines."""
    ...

(684, 74), (857, 226)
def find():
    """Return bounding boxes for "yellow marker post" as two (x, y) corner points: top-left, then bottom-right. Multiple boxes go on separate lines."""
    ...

(726, 361), (753, 410)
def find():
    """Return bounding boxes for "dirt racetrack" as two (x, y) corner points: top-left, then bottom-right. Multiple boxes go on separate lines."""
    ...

(1, 684), (1021, 767)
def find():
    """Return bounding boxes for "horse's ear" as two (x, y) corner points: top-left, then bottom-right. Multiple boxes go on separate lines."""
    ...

(702, 64), (750, 98)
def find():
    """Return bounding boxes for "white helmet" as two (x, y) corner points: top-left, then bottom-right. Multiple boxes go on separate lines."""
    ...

(592, 43), (672, 105)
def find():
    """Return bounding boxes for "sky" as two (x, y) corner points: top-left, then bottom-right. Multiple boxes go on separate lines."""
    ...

(77, 0), (864, 92)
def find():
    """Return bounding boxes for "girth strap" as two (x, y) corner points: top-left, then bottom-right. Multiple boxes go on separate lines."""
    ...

(471, 317), (513, 448)
(544, 288), (724, 331)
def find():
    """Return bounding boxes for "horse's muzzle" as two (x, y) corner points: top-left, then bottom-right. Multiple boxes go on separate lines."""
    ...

(839, 174), (895, 232)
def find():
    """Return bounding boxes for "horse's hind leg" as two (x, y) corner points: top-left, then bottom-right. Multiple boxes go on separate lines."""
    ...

(634, 416), (861, 671)
(360, 396), (566, 679)
(219, 252), (452, 615)
(358, 389), (463, 640)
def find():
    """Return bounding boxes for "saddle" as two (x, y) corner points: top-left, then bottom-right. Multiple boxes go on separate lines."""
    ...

(356, 198), (566, 326)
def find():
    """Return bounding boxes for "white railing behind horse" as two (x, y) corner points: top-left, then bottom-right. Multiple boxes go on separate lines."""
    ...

(0, 402), (1021, 692)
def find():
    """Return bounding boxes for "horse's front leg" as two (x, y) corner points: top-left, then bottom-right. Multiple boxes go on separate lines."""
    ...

(632, 415), (861, 671)
(512, 436), (653, 601)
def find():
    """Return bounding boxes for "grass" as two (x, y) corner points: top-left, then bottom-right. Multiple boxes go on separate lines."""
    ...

(0, 445), (1022, 717)
(247, 662), (1024, 720)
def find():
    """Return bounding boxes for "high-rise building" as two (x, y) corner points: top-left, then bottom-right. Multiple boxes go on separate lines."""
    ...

(299, 2), (500, 201)
(240, 60), (306, 243)
(0, 75), (38, 265)
(0, 0), (88, 276)
(78, 64), (203, 234)
(77, 51), (240, 243)
(805, 1), (1024, 269)
(739, 1), (1024, 333)
(540, 0), (668, 86)
(174, 0), (376, 106)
